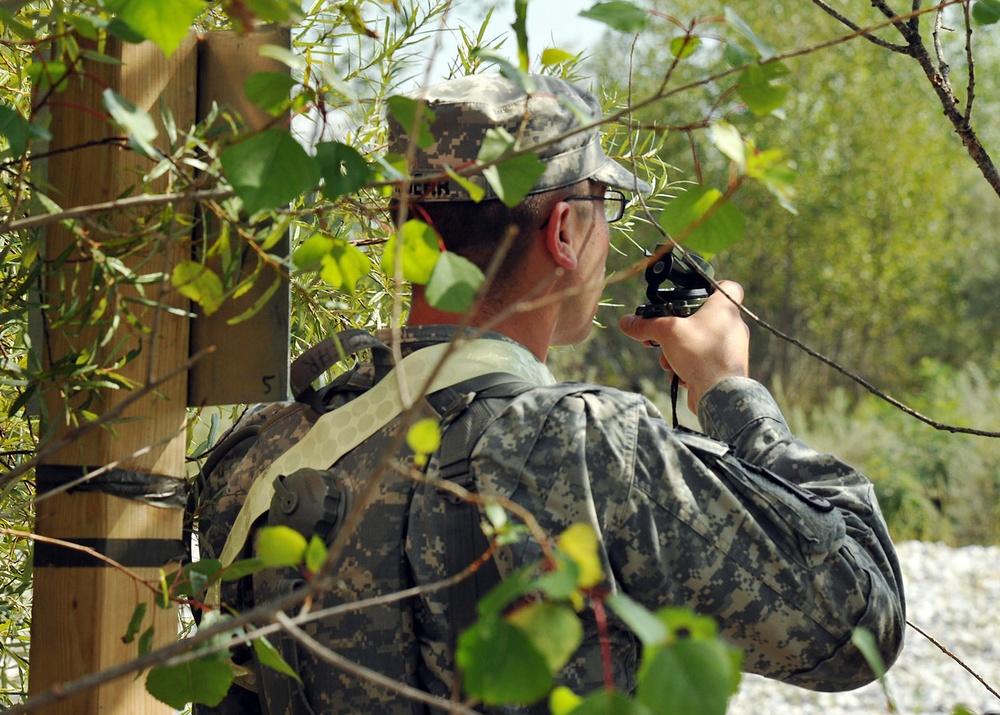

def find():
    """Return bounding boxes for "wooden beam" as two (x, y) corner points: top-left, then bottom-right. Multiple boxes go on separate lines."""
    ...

(30, 34), (198, 714)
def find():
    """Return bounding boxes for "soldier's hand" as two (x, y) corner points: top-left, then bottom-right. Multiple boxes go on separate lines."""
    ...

(619, 280), (750, 413)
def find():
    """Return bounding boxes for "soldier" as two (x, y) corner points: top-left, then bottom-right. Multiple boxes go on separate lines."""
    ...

(205, 72), (905, 714)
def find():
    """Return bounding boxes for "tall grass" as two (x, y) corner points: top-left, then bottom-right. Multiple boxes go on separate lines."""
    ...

(784, 361), (1000, 547)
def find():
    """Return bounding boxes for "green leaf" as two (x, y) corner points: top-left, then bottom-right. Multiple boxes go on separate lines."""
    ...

(122, 602), (147, 644)
(579, 1), (649, 33)
(851, 627), (887, 679)
(512, 0), (529, 71)
(26, 59), (68, 92)
(113, 0), (204, 58)
(541, 48), (576, 66)
(406, 417), (442, 456)
(319, 242), (372, 295)
(444, 166), (486, 202)
(222, 557), (268, 581)
(477, 127), (515, 163)
(244, 72), (296, 116)
(635, 639), (740, 715)
(220, 128), (321, 214)
(533, 555), (580, 600)
(482, 153), (546, 207)
(102, 88), (158, 157)
(469, 50), (537, 94)
(724, 6), (777, 60)
(709, 121), (746, 172)
(382, 219), (441, 285)
(606, 593), (668, 646)
(748, 149), (797, 214)
(425, 252), (484, 313)
(0, 104), (50, 158)
(386, 95), (436, 150)
(256, 525), (308, 568)
(507, 602), (583, 672)
(738, 61), (791, 116)
(304, 535), (328, 575)
(171, 261), (224, 316)
(972, 0), (1000, 24)
(146, 656), (234, 709)
(549, 686), (584, 715)
(138, 627), (155, 656)
(254, 636), (302, 681)
(240, 0), (303, 23)
(315, 141), (371, 200)
(557, 523), (603, 588)
(564, 690), (653, 715)
(723, 41), (752, 68)
(670, 35), (701, 59)
(293, 233), (335, 271)
(456, 616), (553, 705)
(657, 185), (745, 259)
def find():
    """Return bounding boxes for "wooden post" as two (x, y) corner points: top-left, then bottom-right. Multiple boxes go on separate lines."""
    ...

(188, 26), (292, 407)
(30, 35), (197, 714)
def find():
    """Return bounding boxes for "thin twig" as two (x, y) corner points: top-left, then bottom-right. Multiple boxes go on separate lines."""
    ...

(907, 619), (1000, 701)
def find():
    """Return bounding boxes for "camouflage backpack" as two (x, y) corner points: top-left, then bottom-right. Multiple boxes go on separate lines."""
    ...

(191, 329), (536, 714)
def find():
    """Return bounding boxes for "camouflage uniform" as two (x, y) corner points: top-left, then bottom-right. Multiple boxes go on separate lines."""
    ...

(197, 326), (904, 713)
(201, 73), (904, 713)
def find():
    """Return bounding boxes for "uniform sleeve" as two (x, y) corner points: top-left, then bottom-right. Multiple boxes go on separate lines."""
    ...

(611, 377), (905, 691)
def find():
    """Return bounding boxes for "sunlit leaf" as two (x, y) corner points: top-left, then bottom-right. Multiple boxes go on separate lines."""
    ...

(456, 616), (553, 705)
(382, 219), (441, 285)
(222, 557), (268, 581)
(738, 61), (791, 116)
(657, 185), (745, 259)
(103, 88), (158, 157)
(315, 141), (371, 200)
(244, 72), (296, 116)
(304, 535), (328, 575)
(171, 261), (224, 316)
(112, 0), (204, 57)
(255, 525), (307, 568)
(320, 242), (372, 295)
(557, 523), (603, 588)
(709, 121), (746, 172)
(407, 418), (442, 456)
(146, 657), (233, 709)
(541, 48), (576, 66)
(386, 95), (436, 150)
(425, 252), (484, 313)
(254, 636), (302, 681)
(670, 35), (701, 59)
(293, 233), (334, 270)
(549, 686), (584, 715)
(579, 1), (649, 33)
(220, 128), (321, 213)
(507, 602), (583, 672)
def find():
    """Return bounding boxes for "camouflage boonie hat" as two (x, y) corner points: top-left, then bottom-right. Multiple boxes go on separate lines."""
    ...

(387, 73), (652, 201)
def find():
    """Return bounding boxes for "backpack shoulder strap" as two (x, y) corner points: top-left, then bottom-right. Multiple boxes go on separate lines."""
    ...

(424, 374), (536, 643)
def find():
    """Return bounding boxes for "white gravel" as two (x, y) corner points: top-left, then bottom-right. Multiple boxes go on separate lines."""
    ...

(728, 541), (1000, 715)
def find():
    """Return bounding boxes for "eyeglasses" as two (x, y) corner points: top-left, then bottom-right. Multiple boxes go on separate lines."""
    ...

(563, 190), (627, 223)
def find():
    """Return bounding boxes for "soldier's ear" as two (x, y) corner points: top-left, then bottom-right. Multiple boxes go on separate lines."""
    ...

(542, 200), (578, 271)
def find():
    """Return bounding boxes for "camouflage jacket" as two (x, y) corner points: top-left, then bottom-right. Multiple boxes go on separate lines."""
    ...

(202, 325), (905, 713)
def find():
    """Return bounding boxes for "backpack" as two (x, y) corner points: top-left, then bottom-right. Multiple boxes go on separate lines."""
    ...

(190, 329), (537, 714)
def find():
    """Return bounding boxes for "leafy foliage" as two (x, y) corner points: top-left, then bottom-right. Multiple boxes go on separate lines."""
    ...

(2, 0), (1000, 711)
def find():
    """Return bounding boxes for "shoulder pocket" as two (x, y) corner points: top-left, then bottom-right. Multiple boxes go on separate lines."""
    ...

(673, 428), (846, 568)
